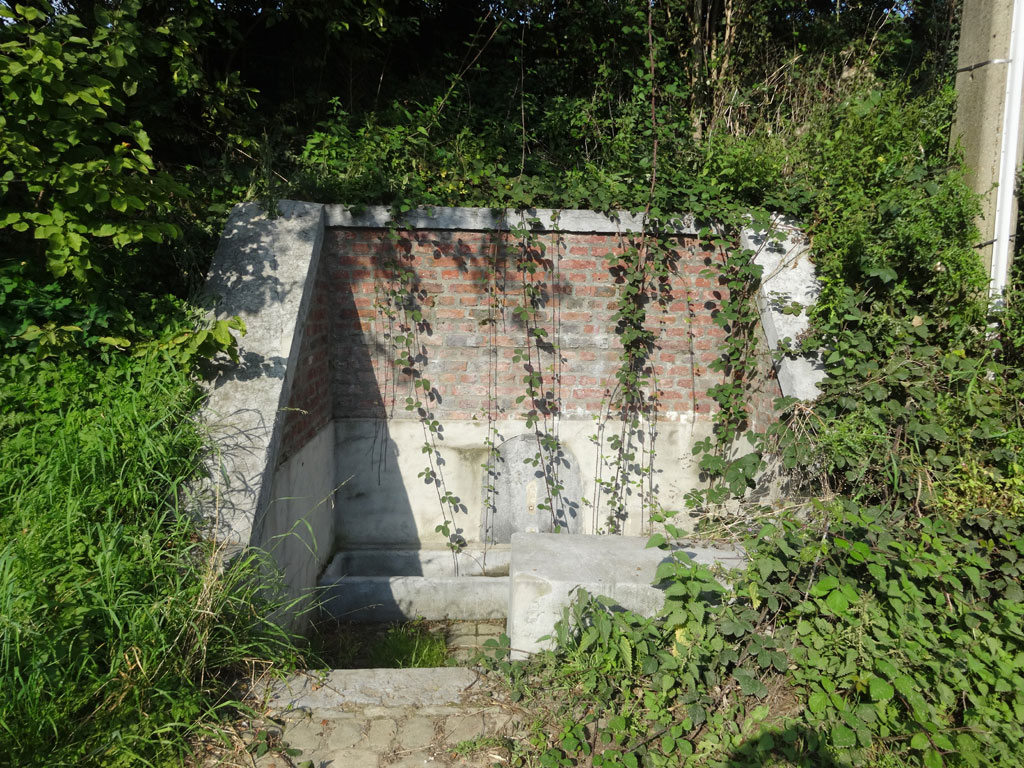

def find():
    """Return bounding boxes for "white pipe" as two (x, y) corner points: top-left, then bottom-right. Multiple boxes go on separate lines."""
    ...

(992, 0), (1024, 300)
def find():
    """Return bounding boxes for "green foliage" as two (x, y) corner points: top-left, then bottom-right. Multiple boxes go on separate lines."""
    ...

(313, 619), (450, 668)
(779, 504), (1024, 768)
(804, 85), (983, 317)
(370, 620), (450, 668)
(505, 503), (1024, 767)
(0, 1), (186, 283)
(0, 355), (305, 766)
(0, 0), (256, 363)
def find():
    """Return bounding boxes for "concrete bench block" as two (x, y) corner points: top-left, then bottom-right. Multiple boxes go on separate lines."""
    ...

(508, 532), (745, 658)
(319, 575), (510, 622)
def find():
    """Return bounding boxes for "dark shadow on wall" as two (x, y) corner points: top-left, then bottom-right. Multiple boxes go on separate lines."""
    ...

(324, 226), (426, 624)
(203, 206), (422, 625)
(330, 227), (504, 561)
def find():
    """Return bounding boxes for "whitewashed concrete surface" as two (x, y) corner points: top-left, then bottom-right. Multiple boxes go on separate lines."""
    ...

(745, 218), (827, 401)
(325, 204), (698, 234)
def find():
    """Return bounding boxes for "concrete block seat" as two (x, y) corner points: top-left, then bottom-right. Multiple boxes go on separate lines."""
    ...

(318, 546), (510, 622)
(508, 532), (745, 658)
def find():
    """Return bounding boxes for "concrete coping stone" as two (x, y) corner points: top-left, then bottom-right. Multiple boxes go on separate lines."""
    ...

(744, 217), (827, 401)
(325, 204), (698, 234)
(258, 668), (483, 714)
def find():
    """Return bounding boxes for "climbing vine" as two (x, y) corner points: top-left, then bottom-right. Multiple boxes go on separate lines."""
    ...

(688, 219), (773, 513)
(508, 219), (572, 533)
(477, 234), (506, 553)
(375, 227), (467, 559)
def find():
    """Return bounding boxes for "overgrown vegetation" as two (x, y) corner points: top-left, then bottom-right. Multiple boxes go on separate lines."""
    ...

(0, 356), (305, 766)
(1, 2), (308, 763)
(3, 0), (1023, 765)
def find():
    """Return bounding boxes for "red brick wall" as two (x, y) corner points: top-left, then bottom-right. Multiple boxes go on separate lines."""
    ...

(280, 253), (333, 462)
(324, 227), (782, 424)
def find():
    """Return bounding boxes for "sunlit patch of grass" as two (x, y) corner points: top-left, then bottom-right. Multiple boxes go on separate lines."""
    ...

(312, 618), (451, 668)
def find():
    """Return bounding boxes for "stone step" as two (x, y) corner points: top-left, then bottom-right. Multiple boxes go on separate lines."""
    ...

(318, 575), (510, 622)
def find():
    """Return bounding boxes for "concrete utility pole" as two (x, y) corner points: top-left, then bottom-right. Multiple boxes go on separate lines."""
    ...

(952, 0), (1024, 297)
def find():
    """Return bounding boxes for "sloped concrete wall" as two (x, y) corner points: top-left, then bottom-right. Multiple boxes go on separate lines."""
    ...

(199, 201), (334, 630)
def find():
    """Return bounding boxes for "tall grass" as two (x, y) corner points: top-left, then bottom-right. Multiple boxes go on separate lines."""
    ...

(0, 355), (304, 767)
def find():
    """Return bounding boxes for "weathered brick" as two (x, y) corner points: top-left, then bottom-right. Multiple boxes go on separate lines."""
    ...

(318, 227), (779, 425)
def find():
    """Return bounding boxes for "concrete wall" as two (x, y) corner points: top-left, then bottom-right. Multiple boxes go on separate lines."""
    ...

(199, 201), (332, 631)
(200, 203), (822, 615)
(200, 201), (326, 554)
(332, 415), (716, 547)
(256, 425), (336, 623)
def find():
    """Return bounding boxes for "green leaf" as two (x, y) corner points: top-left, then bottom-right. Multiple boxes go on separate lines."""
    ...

(904, 689), (929, 722)
(811, 575), (839, 596)
(646, 533), (667, 549)
(807, 691), (829, 715)
(892, 675), (915, 696)
(868, 676), (894, 702)
(733, 668), (768, 698)
(876, 659), (899, 680)
(867, 563), (886, 582)
(97, 336), (131, 347)
(825, 589), (849, 614)
(212, 320), (232, 346)
(831, 724), (857, 748)
(910, 732), (930, 750)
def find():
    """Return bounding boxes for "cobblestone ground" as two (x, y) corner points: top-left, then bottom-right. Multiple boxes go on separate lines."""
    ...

(257, 697), (523, 768)
(194, 622), (527, 768)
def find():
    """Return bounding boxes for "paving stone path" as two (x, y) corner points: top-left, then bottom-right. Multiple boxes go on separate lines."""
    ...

(251, 667), (524, 768)
(198, 622), (527, 768)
